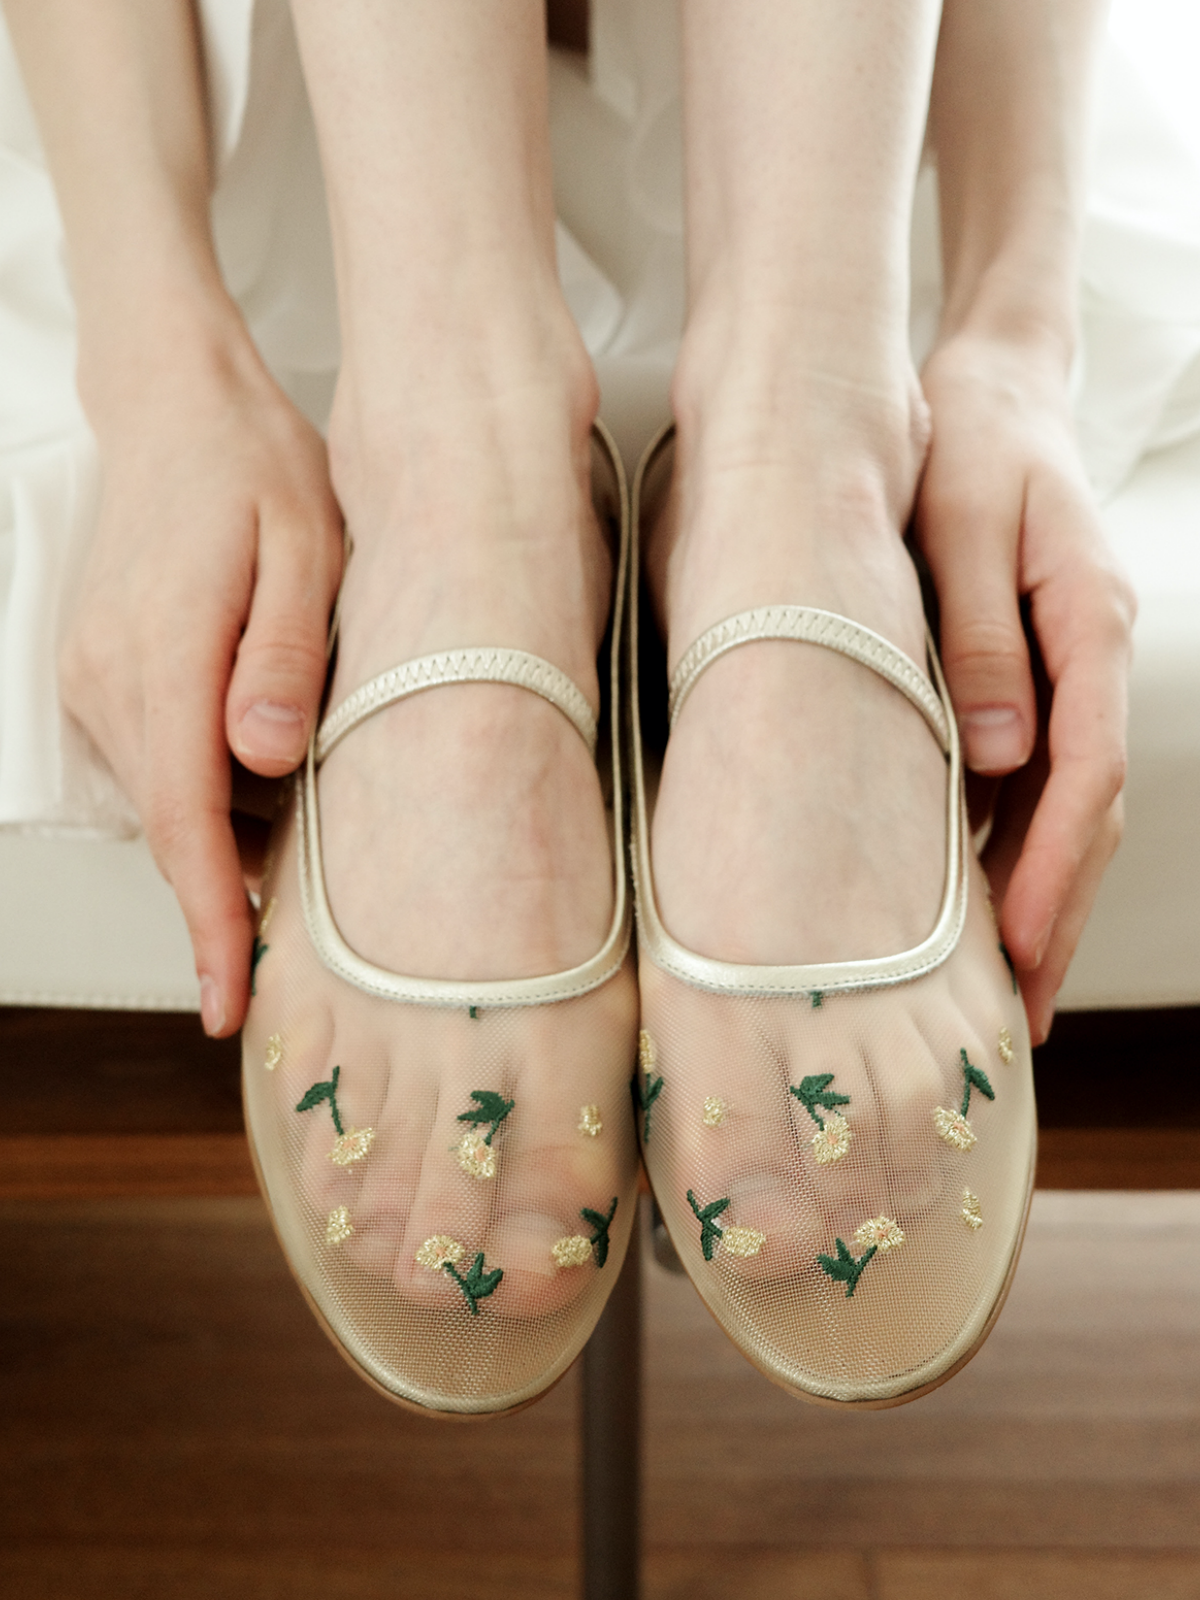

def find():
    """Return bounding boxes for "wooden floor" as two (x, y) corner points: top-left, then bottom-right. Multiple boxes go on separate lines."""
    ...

(2, 1192), (1199, 1598)
(2, 1006), (1199, 1597)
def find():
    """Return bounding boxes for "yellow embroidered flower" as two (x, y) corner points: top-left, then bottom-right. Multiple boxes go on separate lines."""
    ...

(702, 1096), (727, 1128)
(638, 1029), (657, 1072)
(263, 1033), (283, 1072)
(416, 1235), (464, 1271)
(961, 1189), (983, 1231)
(578, 1104), (603, 1138)
(457, 1128), (497, 1180)
(551, 1234), (593, 1268)
(721, 1226), (766, 1258)
(933, 1105), (977, 1151)
(325, 1206), (353, 1245)
(852, 1215), (904, 1254)
(811, 1111), (852, 1165)
(258, 896), (277, 936)
(329, 1126), (376, 1167)
(998, 1026), (1014, 1065)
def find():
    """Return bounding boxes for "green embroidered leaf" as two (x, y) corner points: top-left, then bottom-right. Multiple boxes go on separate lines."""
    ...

(999, 940), (1018, 993)
(790, 1073), (851, 1129)
(634, 1072), (664, 1142)
(581, 1197), (619, 1268)
(810, 990), (824, 1009)
(687, 1189), (730, 1261)
(816, 1237), (877, 1298)
(446, 1251), (504, 1315)
(250, 937), (269, 996)
(295, 1065), (344, 1136)
(958, 1049), (996, 1117)
(456, 1090), (515, 1145)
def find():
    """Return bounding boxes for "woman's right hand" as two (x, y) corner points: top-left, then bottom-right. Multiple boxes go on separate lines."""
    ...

(61, 314), (343, 1037)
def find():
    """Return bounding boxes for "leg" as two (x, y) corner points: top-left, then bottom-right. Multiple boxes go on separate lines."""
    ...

(242, 0), (638, 1389)
(639, 2), (1029, 1375)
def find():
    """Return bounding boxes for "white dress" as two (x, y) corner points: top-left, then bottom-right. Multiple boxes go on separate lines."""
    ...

(1, 0), (1198, 838)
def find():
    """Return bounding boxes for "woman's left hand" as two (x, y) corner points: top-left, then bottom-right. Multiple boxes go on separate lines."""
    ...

(916, 333), (1136, 1043)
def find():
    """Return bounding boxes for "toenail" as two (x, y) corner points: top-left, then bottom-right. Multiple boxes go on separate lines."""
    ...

(237, 699), (306, 763)
(960, 706), (1025, 775)
(199, 975), (225, 1036)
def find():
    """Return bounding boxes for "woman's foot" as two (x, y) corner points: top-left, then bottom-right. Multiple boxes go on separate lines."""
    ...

(636, 364), (1032, 1394)
(242, 344), (639, 1410)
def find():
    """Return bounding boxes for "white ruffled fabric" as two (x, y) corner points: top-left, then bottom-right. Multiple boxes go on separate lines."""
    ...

(1, 0), (1198, 837)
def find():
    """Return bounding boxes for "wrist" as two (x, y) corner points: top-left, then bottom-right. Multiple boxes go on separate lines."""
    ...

(936, 231), (1080, 380)
(76, 272), (264, 436)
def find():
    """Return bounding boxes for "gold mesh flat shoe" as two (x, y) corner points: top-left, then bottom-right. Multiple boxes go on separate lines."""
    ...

(629, 427), (1035, 1408)
(241, 421), (639, 1417)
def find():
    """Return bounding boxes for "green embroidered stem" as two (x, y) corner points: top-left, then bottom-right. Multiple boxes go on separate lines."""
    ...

(687, 1190), (731, 1261)
(295, 1065), (345, 1137)
(581, 1197), (619, 1268)
(817, 1238), (877, 1298)
(810, 990), (824, 1009)
(958, 1049), (996, 1119)
(444, 1251), (503, 1315)
(456, 1090), (515, 1146)
(790, 1073), (850, 1130)
(999, 941), (1018, 993)
(634, 1071), (664, 1142)
(468, 1005), (479, 1020)
(250, 937), (269, 996)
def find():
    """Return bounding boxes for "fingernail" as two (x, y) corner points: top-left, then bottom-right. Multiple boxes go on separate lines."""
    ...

(237, 700), (306, 764)
(1031, 915), (1057, 969)
(199, 975), (226, 1037)
(961, 706), (1025, 775)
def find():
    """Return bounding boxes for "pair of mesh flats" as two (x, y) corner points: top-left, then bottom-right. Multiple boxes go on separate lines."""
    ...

(241, 420), (1035, 1417)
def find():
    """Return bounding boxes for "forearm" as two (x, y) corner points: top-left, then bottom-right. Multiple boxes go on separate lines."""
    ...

(930, 0), (1109, 369)
(3, 0), (244, 416)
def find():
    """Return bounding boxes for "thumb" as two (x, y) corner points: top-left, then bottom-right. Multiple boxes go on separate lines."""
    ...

(227, 505), (342, 776)
(917, 457), (1037, 776)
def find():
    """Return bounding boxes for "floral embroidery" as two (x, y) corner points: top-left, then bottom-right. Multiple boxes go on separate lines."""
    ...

(722, 1226), (766, 1258)
(417, 1236), (503, 1315)
(456, 1089), (514, 1146)
(702, 1096), (727, 1128)
(264, 1033), (283, 1072)
(635, 1069), (664, 1142)
(330, 1127), (376, 1167)
(326, 1207), (353, 1245)
(810, 990), (824, 1009)
(444, 1251), (504, 1315)
(933, 1106), (977, 1151)
(811, 1111), (852, 1165)
(791, 1073), (850, 1129)
(998, 1026), (1014, 1065)
(686, 1190), (730, 1261)
(416, 1235), (464, 1271)
(581, 1197), (618, 1267)
(578, 1104), (603, 1138)
(852, 1215), (904, 1254)
(933, 1049), (995, 1151)
(296, 1065), (347, 1136)
(638, 1029), (657, 1073)
(456, 1129), (497, 1180)
(817, 1238), (876, 1298)
(250, 936), (269, 996)
(961, 1189), (983, 1231)
(552, 1235), (593, 1268)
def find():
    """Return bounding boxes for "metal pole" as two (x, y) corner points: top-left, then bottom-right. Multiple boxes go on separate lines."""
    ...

(581, 1201), (642, 1600)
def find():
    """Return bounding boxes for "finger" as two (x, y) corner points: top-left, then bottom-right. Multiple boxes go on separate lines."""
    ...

(226, 496), (343, 776)
(998, 563), (1132, 972)
(142, 638), (255, 1038)
(917, 446), (1037, 775)
(1017, 795), (1124, 1045)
